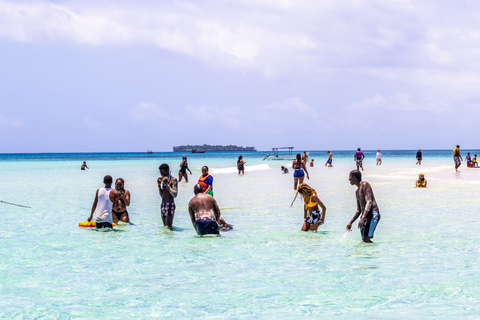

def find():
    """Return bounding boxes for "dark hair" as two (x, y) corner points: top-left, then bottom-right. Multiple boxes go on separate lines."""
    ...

(350, 170), (362, 181)
(357, 148), (361, 151)
(457, 145), (460, 148)
(159, 164), (169, 171)
(103, 175), (113, 184)
(116, 177), (125, 183)
(296, 154), (301, 161)
(202, 166), (209, 171)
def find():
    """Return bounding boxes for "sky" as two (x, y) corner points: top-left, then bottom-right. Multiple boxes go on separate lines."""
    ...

(1, 0), (480, 153)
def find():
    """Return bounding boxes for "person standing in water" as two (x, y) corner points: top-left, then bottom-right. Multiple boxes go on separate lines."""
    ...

(88, 175), (118, 229)
(292, 153), (309, 190)
(376, 150), (382, 165)
(453, 145), (463, 172)
(178, 156), (192, 182)
(416, 149), (422, 165)
(237, 156), (246, 174)
(354, 148), (365, 171)
(198, 166), (214, 197)
(416, 173), (427, 188)
(346, 170), (381, 243)
(324, 151), (333, 167)
(302, 151), (309, 163)
(310, 159), (314, 167)
(157, 164), (178, 230)
(81, 161), (89, 170)
(112, 178), (131, 223)
(290, 183), (326, 232)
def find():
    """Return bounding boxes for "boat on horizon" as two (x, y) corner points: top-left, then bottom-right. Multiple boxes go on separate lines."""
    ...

(191, 149), (206, 153)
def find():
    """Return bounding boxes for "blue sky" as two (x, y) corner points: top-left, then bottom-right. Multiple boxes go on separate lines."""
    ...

(1, 0), (480, 152)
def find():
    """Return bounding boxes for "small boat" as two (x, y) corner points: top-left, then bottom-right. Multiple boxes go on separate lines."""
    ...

(191, 149), (206, 153)
(146, 150), (153, 154)
(263, 147), (306, 161)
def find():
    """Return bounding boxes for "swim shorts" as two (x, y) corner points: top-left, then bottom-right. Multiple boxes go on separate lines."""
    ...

(361, 210), (380, 239)
(161, 202), (176, 218)
(96, 222), (113, 229)
(195, 217), (220, 235)
(454, 156), (461, 166)
(294, 169), (305, 178)
(238, 165), (244, 171)
(305, 210), (322, 225)
(356, 160), (363, 166)
(327, 159), (332, 164)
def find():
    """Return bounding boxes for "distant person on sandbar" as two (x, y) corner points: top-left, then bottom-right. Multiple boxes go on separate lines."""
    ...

(354, 148), (365, 171)
(302, 151), (309, 163)
(416, 149), (422, 165)
(324, 151), (333, 167)
(178, 155), (192, 182)
(81, 161), (89, 170)
(112, 178), (131, 223)
(157, 164), (178, 230)
(292, 153), (309, 190)
(416, 173), (427, 188)
(290, 183), (326, 232)
(474, 154), (479, 168)
(281, 166), (289, 174)
(310, 159), (314, 167)
(188, 184), (232, 235)
(198, 166), (214, 197)
(453, 145), (463, 172)
(237, 156), (246, 174)
(346, 170), (381, 243)
(466, 152), (472, 167)
(87, 175), (118, 230)
(376, 150), (382, 165)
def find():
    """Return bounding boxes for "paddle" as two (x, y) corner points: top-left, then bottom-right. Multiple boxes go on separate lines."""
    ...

(0, 200), (31, 208)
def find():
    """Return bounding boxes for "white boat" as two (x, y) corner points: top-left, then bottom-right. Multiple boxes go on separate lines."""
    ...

(264, 147), (307, 161)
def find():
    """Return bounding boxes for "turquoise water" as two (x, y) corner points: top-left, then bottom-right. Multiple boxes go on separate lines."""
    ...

(1, 150), (480, 318)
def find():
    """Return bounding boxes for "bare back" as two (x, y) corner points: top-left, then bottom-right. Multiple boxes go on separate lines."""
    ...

(188, 193), (221, 225)
(356, 181), (379, 214)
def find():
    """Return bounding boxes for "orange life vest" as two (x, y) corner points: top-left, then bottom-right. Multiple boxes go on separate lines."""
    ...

(198, 174), (212, 191)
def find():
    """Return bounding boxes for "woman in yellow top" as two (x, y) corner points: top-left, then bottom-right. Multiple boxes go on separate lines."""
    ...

(474, 154), (479, 168)
(416, 173), (427, 188)
(291, 183), (326, 232)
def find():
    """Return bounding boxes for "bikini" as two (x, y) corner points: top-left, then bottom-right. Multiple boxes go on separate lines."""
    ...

(304, 195), (322, 224)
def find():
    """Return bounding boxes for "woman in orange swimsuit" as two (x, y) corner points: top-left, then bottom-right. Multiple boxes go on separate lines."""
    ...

(291, 183), (326, 232)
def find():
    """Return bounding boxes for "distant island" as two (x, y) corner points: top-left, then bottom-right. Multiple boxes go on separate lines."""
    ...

(173, 144), (256, 152)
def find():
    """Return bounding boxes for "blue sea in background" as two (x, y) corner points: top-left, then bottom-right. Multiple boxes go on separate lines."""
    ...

(1, 149), (480, 318)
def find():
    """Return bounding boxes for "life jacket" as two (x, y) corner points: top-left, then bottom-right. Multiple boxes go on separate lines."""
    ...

(198, 174), (212, 191)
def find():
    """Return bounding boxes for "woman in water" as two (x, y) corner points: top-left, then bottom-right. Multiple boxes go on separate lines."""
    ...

(290, 183), (326, 232)
(178, 156), (192, 182)
(292, 153), (309, 190)
(237, 155), (246, 175)
(416, 173), (427, 188)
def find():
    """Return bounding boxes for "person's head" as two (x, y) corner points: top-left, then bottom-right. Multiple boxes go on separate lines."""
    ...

(296, 154), (301, 161)
(103, 175), (113, 186)
(378, 150), (380, 152)
(202, 166), (209, 176)
(327, 151), (330, 153)
(475, 154), (478, 157)
(238, 155), (243, 161)
(194, 184), (204, 195)
(349, 170), (362, 185)
(297, 183), (316, 197)
(183, 155), (187, 160)
(83, 161), (86, 164)
(357, 148), (361, 151)
(311, 158), (314, 162)
(419, 148), (421, 151)
(457, 145), (460, 148)
(159, 164), (169, 177)
(281, 166), (285, 170)
(468, 152), (470, 155)
(115, 178), (125, 190)
(419, 173), (425, 180)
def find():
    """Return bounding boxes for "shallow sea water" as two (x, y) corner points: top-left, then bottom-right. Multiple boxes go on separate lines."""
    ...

(1, 150), (480, 319)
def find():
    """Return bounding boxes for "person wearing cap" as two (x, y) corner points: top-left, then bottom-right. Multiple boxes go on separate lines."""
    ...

(416, 173), (427, 188)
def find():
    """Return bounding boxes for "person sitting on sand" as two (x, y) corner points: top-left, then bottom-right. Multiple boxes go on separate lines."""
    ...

(310, 159), (314, 167)
(87, 175), (118, 229)
(416, 173), (427, 188)
(281, 166), (289, 174)
(178, 156), (192, 182)
(112, 178), (131, 223)
(81, 161), (89, 170)
(158, 163), (178, 230)
(290, 183), (326, 232)
(188, 184), (232, 235)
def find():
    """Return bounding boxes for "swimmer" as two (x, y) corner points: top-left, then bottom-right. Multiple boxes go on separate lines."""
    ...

(324, 151), (333, 167)
(354, 148), (365, 171)
(310, 159), (314, 167)
(81, 161), (89, 170)
(281, 166), (289, 174)
(416, 173), (427, 188)
(178, 155), (192, 182)
(292, 154), (309, 190)
(87, 175), (118, 229)
(198, 166), (214, 197)
(188, 184), (231, 235)
(112, 178), (131, 223)
(453, 145), (463, 172)
(290, 183), (326, 232)
(237, 156), (246, 174)
(416, 149), (422, 165)
(376, 150), (382, 165)
(157, 163), (178, 230)
(347, 170), (381, 243)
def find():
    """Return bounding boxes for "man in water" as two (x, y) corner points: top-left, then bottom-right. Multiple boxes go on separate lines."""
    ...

(198, 166), (214, 197)
(188, 184), (223, 235)
(416, 149), (422, 165)
(354, 148), (365, 171)
(112, 178), (131, 223)
(453, 145), (463, 172)
(88, 175), (118, 229)
(376, 150), (382, 165)
(302, 151), (309, 164)
(81, 161), (89, 170)
(346, 170), (380, 243)
(157, 163), (178, 230)
(324, 151), (333, 167)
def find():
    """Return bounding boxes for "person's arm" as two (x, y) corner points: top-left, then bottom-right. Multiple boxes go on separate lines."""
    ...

(88, 190), (99, 222)
(213, 198), (221, 222)
(168, 178), (178, 198)
(347, 195), (361, 230)
(313, 194), (326, 224)
(424, 180), (427, 188)
(123, 190), (131, 206)
(416, 180), (420, 188)
(187, 165), (192, 175)
(188, 202), (196, 227)
(362, 153), (365, 160)
(304, 206), (308, 221)
(157, 177), (164, 199)
(303, 161), (309, 179)
(204, 177), (213, 194)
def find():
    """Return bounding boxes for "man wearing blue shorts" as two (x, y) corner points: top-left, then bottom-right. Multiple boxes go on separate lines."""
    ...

(346, 170), (381, 243)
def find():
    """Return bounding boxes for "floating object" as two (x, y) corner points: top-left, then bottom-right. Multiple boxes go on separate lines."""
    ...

(79, 221), (116, 228)
(0, 200), (31, 208)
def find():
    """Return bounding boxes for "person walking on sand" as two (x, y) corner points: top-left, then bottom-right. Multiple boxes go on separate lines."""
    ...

(290, 183), (326, 232)
(198, 166), (214, 197)
(87, 175), (118, 230)
(324, 151), (333, 167)
(237, 156), (246, 175)
(178, 156), (192, 182)
(453, 145), (463, 172)
(112, 178), (131, 223)
(157, 163), (178, 230)
(354, 148), (365, 171)
(346, 170), (381, 243)
(376, 150), (382, 165)
(416, 173), (427, 188)
(292, 153), (309, 190)
(81, 161), (89, 170)
(416, 149), (422, 165)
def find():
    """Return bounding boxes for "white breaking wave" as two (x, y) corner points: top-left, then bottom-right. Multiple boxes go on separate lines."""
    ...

(210, 164), (271, 174)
